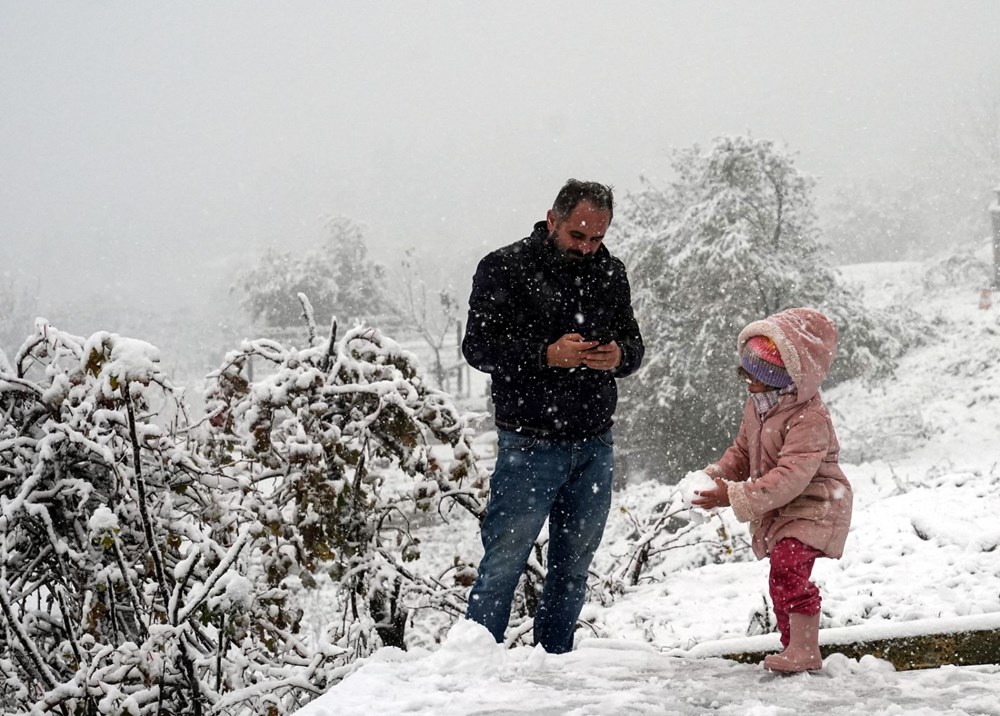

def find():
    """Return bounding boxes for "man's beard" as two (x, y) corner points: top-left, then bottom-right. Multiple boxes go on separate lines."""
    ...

(548, 231), (591, 263)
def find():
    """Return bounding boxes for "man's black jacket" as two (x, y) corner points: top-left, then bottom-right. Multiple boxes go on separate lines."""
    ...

(462, 222), (644, 439)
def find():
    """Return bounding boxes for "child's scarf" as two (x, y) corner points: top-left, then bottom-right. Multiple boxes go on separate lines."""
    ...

(750, 390), (780, 415)
(750, 384), (796, 415)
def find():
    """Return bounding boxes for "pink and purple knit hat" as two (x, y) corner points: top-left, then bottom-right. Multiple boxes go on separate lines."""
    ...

(740, 335), (792, 388)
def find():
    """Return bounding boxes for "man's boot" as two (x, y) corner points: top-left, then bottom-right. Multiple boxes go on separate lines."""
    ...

(763, 611), (822, 672)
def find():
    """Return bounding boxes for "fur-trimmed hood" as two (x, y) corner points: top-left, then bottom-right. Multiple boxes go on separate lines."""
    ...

(737, 307), (837, 402)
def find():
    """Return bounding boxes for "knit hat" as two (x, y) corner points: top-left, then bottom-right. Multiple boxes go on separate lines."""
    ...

(740, 335), (793, 388)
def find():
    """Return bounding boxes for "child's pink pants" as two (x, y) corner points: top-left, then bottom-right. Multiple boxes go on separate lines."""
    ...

(768, 537), (824, 647)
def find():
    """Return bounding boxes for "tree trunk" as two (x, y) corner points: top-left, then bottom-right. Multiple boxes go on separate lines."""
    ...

(370, 580), (408, 650)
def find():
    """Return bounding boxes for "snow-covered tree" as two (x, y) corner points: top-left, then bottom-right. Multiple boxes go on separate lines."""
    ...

(197, 302), (487, 659)
(237, 217), (394, 330)
(615, 136), (920, 480)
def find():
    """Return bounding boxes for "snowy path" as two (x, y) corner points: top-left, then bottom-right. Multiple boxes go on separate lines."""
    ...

(296, 623), (1000, 716)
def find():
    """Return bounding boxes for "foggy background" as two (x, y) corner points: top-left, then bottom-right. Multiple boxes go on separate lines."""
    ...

(3, 1), (999, 379)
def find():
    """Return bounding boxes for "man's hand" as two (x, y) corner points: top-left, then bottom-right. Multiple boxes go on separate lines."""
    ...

(581, 340), (621, 371)
(691, 477), (731, 509)
(546, 333), (601, 368)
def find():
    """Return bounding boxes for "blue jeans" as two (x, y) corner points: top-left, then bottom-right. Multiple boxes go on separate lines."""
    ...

(466, 428), (615, 654)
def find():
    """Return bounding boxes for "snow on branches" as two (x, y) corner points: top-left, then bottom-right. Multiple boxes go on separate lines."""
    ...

(198, 321), (486, 660)
(0, 316), (487, 715)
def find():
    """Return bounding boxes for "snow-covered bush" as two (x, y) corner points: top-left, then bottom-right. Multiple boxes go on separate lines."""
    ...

(0, 321), (349, 715)
(196, 309), (487, 662)
(920, 244), (993, 292)
(0, 309), (489, 714)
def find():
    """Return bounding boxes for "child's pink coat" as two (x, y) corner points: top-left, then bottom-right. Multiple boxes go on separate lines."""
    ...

(706, 307), (853, 560)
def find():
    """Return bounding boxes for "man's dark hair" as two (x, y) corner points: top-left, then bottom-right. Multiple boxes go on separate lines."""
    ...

(551, 179), (615, 222)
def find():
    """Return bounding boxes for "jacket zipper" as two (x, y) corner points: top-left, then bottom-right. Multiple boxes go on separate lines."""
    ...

(754, 410), (764, 479)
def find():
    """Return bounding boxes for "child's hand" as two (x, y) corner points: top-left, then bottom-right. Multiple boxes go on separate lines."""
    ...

(691, 477), (731, 509)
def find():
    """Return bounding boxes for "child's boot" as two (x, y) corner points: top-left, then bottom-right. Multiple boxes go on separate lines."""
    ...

(763, 612), (822, 672)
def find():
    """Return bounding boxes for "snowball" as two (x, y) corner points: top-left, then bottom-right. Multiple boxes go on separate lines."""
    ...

(678, 470), (717, 508)
(676, 470), (718, 524)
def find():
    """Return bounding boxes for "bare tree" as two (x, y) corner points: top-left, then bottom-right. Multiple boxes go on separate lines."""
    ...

(393, 249), (463, 392)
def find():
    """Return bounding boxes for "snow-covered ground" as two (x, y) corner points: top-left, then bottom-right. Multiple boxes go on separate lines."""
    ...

(296, 260), (1000, 715)
(297, 622), (1000, 715)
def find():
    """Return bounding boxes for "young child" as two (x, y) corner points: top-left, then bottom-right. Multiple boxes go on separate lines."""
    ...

(692, 307), (852, 673)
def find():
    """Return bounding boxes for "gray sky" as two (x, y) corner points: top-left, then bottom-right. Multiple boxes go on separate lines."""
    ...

(3, 1), (999, 320)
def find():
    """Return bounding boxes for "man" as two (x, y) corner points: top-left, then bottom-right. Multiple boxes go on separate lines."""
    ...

(463, 179), (644, 653)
